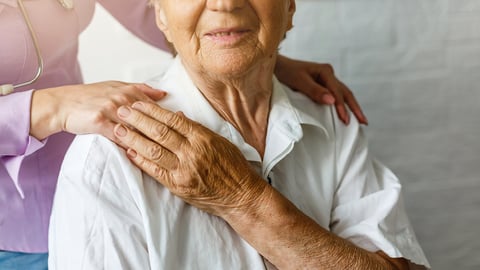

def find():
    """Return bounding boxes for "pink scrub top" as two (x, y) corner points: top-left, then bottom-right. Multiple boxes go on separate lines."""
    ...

(0, 0), (167, 253)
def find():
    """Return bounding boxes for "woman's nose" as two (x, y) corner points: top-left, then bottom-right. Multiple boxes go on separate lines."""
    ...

(206, 0), (246, 12)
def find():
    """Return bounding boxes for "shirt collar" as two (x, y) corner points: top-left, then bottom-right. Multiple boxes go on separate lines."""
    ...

(270, 77), (331, 140)
(152, 57), (261, 161)
(151, 57), (331, 164)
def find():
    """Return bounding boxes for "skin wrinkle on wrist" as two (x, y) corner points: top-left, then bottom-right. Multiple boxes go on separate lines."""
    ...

(223, 183), (403, 270)
(223, 185), (308, 267)
(221, 173), (272, 223)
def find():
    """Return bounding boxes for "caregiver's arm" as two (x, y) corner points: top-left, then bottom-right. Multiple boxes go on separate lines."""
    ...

(114, 102), (406, 270)
(30, 82), (165, 141)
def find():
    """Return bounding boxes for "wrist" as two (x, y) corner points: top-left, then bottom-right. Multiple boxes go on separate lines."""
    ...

(222, 184), (315, 268)
(30, 87), (63, 140)
(274, 54), (295, 80)
(274, 53), (287, 70)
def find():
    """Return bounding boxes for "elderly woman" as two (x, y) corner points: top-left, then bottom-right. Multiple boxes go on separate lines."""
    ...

(49, 0), (430, 269)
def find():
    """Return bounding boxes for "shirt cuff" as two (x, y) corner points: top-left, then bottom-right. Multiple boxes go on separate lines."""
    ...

(2, 136), (48, 198)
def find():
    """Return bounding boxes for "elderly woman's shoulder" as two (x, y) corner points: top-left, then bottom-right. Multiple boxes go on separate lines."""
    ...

(281, 83), (362, 138)
(63, 134), (125, 174)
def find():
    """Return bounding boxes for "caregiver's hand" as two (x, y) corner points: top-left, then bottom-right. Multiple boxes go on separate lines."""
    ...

(114, 101), (268, 217)
(275, 55), (368, 125)
(30, 81), (166, 141)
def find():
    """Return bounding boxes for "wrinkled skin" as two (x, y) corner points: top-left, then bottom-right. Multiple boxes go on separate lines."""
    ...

(114, 102), (267, 217)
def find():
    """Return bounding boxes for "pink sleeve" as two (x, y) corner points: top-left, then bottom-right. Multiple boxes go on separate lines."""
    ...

(97, 0), (170, 51)
(0, 90), (45, 157)
(0, 90), (46, 196)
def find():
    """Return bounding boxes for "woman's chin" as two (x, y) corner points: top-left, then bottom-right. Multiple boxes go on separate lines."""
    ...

(204, 57), (256, 78)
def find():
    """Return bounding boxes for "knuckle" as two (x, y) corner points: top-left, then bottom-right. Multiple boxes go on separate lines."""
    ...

(151, 124), (170, 142)
(148, 144), (164, 161)
(310, 86), (325, 96)
(142, 101), (156, 112)
(114, 93), (131, 105)
(101, 99), (118, 112)
(151, 164), (164, 179)
(165, 113), (183, 128)
(104, 80), (119, 87)
(138, 83), (150, 90)
(177, 186), (195, 198)
(324, 63), (335, 74)
(110, 80), (123, 85)
(344, 91), (354, 99)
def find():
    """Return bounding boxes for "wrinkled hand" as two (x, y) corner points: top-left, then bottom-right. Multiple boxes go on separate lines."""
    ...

(31, 81), (166, 141)
(114, 102), (268, 217)
(275, 55), (368, 125)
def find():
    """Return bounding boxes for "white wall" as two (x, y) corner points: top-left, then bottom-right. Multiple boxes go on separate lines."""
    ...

(79, 2), (480, 269)
(78, 5), (172, 83)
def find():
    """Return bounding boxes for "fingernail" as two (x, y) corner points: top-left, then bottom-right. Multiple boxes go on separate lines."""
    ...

(362, 114), (369, 125)
(132, 102), (144, 111)
(323, 94), (335, 104)
(115, 124), (127, 137)
(344, 109), (350, 125)
(176, 111), (186, 117)
(127, 148), (137, 158)
(118, 106), (131, 118)
(362, 113), (369, 125)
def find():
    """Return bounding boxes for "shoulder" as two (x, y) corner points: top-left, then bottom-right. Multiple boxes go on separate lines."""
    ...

(60, 134), (132, 185)
(63, 134), (119, 166)
(279, 81), (362, 143)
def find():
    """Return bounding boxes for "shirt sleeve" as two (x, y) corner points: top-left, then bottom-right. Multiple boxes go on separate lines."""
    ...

(97, 0), (169, 52)
(48, 135), (150, 269)
(0, 90), (47, 197)
(329, 115), (431, 269)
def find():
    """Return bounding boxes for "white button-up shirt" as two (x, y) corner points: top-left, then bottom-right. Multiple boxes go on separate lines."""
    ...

(49, 57), (430, 269)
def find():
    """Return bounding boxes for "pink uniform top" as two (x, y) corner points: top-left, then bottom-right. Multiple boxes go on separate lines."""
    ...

(0, 0), (168, 252)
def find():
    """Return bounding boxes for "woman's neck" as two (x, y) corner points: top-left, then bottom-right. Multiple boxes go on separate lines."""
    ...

(185, 60), (275, 158)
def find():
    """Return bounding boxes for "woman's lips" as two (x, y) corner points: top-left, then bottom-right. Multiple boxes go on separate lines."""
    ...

(204, 28), (250, 45)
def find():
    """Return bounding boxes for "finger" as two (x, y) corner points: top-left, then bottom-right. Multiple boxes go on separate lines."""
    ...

(133, 83), (168, 101)
(126, 148), (175, 188)
(296, 75), (336, 105)
(309, 85), (336, 105)
(334, 100), (350, 125)
(131, 102), (194, 136)
(339, 82), (368, 125)
(92, 119), (119, 143)
(319, 75), (350, 125)
(310, 65), (348, 123)
(114, 124), (179, 170)
(103, 121), (121, 143)
(117, 105), (186, 152)
(103, 81), (165, 104)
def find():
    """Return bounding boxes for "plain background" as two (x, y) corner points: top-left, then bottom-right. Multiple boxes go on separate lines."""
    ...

(79, 1), (480, 269)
